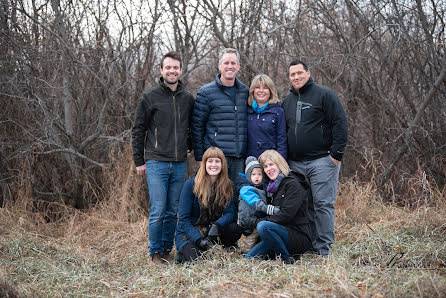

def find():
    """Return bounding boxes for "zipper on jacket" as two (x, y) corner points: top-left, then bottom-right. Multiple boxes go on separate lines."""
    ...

(173, 94), (178, 160)
(235, 104), (239, 155)
(295, 92), (301, 137)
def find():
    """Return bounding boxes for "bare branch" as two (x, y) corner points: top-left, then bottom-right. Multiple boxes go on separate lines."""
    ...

(35, 148), (110, 168)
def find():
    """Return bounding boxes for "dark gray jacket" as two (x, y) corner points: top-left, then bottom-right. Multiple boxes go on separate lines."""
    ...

(238, 187), (267, 229)
(132, 78), (194, 166)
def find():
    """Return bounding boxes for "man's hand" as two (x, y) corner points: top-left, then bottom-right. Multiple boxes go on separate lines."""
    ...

(330, 156), (339, 166)
(136, 164), (146, 176)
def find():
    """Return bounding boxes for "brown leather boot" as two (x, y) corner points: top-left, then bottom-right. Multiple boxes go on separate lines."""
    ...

(162, 250), (172, 262)
(151, 252), (166, 265)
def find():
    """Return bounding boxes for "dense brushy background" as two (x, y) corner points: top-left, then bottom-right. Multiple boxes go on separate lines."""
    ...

(0, 1), (445, 296)
(1, 0), (445, 208)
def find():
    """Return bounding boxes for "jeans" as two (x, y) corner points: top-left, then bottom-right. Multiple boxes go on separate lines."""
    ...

(245, 221), (290, 260)
(288, 155), (340, 255)
(146, 160), (186, 256)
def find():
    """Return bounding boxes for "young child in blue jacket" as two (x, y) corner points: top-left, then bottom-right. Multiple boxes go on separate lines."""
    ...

(238, 156), (280, 253)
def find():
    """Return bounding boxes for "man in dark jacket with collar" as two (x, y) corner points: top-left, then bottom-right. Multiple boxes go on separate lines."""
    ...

(191, 48), (249, 183)
(132, 51), (194, 265)
(282, 60), (348, 256)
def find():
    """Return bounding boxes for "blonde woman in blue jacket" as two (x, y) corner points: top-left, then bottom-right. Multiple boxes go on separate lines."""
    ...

(247, 74), (287, 159)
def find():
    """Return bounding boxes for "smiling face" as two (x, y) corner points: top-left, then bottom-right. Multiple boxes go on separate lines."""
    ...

(289, 63), (310, 91)
(262, 158), (280, 181)
(218, 53), (240, 86)
(160, 57), (182, 88)
(253, 83), (271, 107)
(206, 157), (222, 181)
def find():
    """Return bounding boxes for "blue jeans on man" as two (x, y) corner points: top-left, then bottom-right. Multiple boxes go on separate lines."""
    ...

(146, 160), (186, 256)
(289, 155), (340, 256)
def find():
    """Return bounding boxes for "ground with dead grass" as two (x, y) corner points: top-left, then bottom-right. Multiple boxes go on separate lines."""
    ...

(1, 175), (446, 297)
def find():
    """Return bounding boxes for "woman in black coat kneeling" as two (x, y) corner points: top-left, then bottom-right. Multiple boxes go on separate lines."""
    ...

(244, 150), (313, 264)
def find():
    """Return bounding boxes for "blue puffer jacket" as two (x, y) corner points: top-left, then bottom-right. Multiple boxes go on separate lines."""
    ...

(192, 75), (249, 161)
(175, 177), (237, 252)
(247, 103), (287, 159)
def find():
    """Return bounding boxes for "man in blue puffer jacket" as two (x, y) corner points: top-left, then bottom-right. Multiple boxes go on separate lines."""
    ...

(192, 48), (249, 184)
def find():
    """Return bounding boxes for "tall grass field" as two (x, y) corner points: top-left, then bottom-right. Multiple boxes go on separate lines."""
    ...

(1, 157), (445, 297)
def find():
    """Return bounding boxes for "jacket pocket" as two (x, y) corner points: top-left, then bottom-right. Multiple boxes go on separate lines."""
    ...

(154, 127), (158, 149)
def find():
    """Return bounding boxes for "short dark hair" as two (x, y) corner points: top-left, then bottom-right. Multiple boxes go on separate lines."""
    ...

(289, 59), (309, 71)
(160, 51), (182, 68)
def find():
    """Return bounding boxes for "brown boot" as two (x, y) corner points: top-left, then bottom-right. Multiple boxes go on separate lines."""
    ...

(162, 250), (172, 262)
(151, 252), (166, 265)
(241, 229), (259, 254)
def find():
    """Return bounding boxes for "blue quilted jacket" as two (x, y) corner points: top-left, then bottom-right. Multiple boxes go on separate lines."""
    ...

(247, 103), (287, 159)
(192, 75), (249, 160)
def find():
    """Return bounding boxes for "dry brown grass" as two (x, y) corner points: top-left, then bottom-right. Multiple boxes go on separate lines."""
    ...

(1, 157), (445, 297)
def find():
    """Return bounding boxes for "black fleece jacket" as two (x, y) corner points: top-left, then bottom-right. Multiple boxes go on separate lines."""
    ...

(282, 77), (348, 161)
(132, 78), (194, 166)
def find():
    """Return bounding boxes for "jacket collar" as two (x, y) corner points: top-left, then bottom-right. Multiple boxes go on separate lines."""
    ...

(248, 102), (280, 112)
(215, 74), (242, 89)
(158, 77), (185, 93)
(290, 76), (314, 95)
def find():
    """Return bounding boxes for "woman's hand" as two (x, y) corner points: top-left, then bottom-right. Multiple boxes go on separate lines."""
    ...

(197, 238), (211, 250)
(206, 224), (220, 244)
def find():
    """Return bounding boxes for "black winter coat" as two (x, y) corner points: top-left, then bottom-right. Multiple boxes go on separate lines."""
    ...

(282, 77), (348, 162)
(132, 78), (194, 166)
(266, 172), (312, 255)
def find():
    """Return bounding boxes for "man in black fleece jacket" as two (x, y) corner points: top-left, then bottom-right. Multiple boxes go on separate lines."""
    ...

(282, 60), (348, 256)
(132, 51), (194, 265)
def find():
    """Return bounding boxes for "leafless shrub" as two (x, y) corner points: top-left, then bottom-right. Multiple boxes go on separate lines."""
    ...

(0, 0), (444, 210)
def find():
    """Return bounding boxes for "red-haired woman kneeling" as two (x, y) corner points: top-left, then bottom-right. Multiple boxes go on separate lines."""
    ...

(174, 147), (241, 262)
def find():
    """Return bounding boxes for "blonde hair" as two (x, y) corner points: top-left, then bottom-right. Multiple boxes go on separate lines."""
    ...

(194, 147), (233, 208)
(258, 150), (290, 177)
(248, 74), (280, 106)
